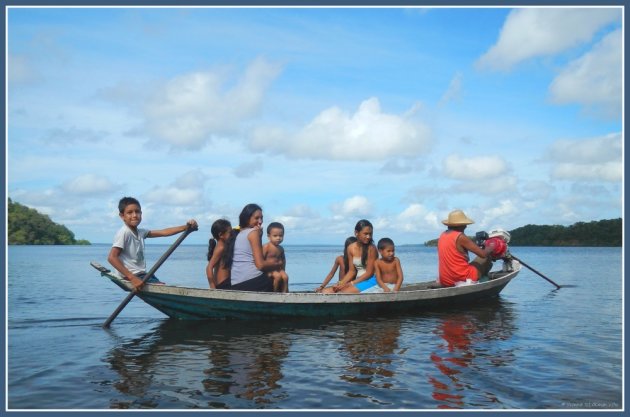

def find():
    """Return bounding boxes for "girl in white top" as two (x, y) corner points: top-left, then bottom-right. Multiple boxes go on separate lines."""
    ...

(321, 220), (378, 294)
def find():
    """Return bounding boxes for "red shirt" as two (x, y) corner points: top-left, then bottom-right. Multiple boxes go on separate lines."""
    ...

(438, 230), (479, 287)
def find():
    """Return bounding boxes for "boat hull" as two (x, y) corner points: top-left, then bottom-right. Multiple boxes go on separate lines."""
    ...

(93, 261), (520, 320)
(141, 282), (512, 319)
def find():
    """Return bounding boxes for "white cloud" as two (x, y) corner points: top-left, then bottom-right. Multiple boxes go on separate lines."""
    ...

(13, 174), (117, 208)
(398, 203), (427, 221)
(9, 187), (112, 234)
(10, 188), (60, 208)
(441, 155), (516, 196)
(484, 199), (518, 220)
(394, 203), (439, 232)
(274, 211), (322, 234)
(331, 195), (373, 218)
(443, 154), (509, 180)
(449, 200), (520, 231)
(264, 204), (352, 242)
(371, 216), (391, 232)
(549, 29), (621, 118)
(476, 8), (620, 71)
(553, 162), (621, 182)
(62, 174), (117, 195)
(143, 57), (282, 149)
(547, 132), (622, 182)
(424, 212), (441, 230)
(250, 97), (431, 161)
(143, 170), (207, 206)
(271, 204), (322, 232)
(548, 132), (621, 163)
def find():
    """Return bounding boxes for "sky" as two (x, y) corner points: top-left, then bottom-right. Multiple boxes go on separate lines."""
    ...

(6, 6), (623, 246)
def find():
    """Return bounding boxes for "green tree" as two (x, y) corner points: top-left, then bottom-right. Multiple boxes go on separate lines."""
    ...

(8, 198), (91, 245)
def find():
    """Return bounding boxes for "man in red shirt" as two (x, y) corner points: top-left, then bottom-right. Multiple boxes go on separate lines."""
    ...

(437, 210), (500, 287)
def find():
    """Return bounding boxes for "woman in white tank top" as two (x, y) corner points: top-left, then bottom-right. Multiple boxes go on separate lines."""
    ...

(223, 204), (282, 292)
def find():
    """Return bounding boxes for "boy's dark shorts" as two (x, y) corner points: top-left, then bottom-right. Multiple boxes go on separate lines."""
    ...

(135, 272), (165, 285)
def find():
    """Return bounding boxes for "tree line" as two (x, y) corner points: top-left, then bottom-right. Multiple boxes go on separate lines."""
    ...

(508, 218), (621, 247)
(424, 218), (622, 247)
(8, 199), (91, 245)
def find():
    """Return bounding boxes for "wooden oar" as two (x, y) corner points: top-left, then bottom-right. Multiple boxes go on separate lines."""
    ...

(511, 255), (561, 290)
(103, 225), (197, 328)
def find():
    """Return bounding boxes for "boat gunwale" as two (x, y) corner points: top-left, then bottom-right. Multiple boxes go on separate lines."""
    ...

(95, 261), (521, 305)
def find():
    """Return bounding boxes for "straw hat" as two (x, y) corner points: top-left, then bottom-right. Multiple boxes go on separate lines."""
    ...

(442, 209), (475, 226)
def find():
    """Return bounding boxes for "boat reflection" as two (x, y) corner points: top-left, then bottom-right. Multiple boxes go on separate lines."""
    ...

(339, 318), (403, 390)
(428, 300), (517, 409)
(105, 318), (298, 408)
(104, 300), (517, 409)
(201, 326), (289, 406)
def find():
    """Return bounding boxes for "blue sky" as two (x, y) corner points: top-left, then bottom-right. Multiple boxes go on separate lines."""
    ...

(7, 6), (623, 245)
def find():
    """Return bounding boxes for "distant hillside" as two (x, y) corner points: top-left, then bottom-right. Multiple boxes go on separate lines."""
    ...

(8, 199), (91, 245)
(424, 218), (622, 247)
(509, 218), (621, 247)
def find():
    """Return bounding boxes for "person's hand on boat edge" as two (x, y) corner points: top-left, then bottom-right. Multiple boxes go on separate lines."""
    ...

(125, 274), (145, 291)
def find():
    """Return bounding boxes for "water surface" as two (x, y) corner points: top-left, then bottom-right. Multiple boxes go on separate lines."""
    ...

(7, 244), (623, 410)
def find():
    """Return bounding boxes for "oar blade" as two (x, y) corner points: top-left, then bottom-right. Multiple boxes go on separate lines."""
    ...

(511, 255), (562, 289)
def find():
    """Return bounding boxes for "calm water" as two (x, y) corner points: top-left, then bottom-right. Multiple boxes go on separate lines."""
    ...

(7, 244), (623, 410)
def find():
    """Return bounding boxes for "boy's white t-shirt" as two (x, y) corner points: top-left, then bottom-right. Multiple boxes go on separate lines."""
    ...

(112, 225), (150, 277)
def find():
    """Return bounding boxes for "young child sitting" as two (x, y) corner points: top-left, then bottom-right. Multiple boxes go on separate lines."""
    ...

(206, 219), (233, 289)
(371, 237), (404, 293)
(262, 222), (289, 292)
(108, 196), (197, 290)
(316, 236), (357, 292)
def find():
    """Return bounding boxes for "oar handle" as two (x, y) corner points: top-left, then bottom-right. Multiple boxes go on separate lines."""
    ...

(103, 225), (196, 328)
(511, 255), (561, 289)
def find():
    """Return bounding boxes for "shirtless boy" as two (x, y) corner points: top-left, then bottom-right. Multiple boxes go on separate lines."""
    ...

(373, 238), (404, 292)
(262, 222), (289, 292)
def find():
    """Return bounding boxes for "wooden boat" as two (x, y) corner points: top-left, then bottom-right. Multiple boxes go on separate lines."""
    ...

(91, 260), (521, 320)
